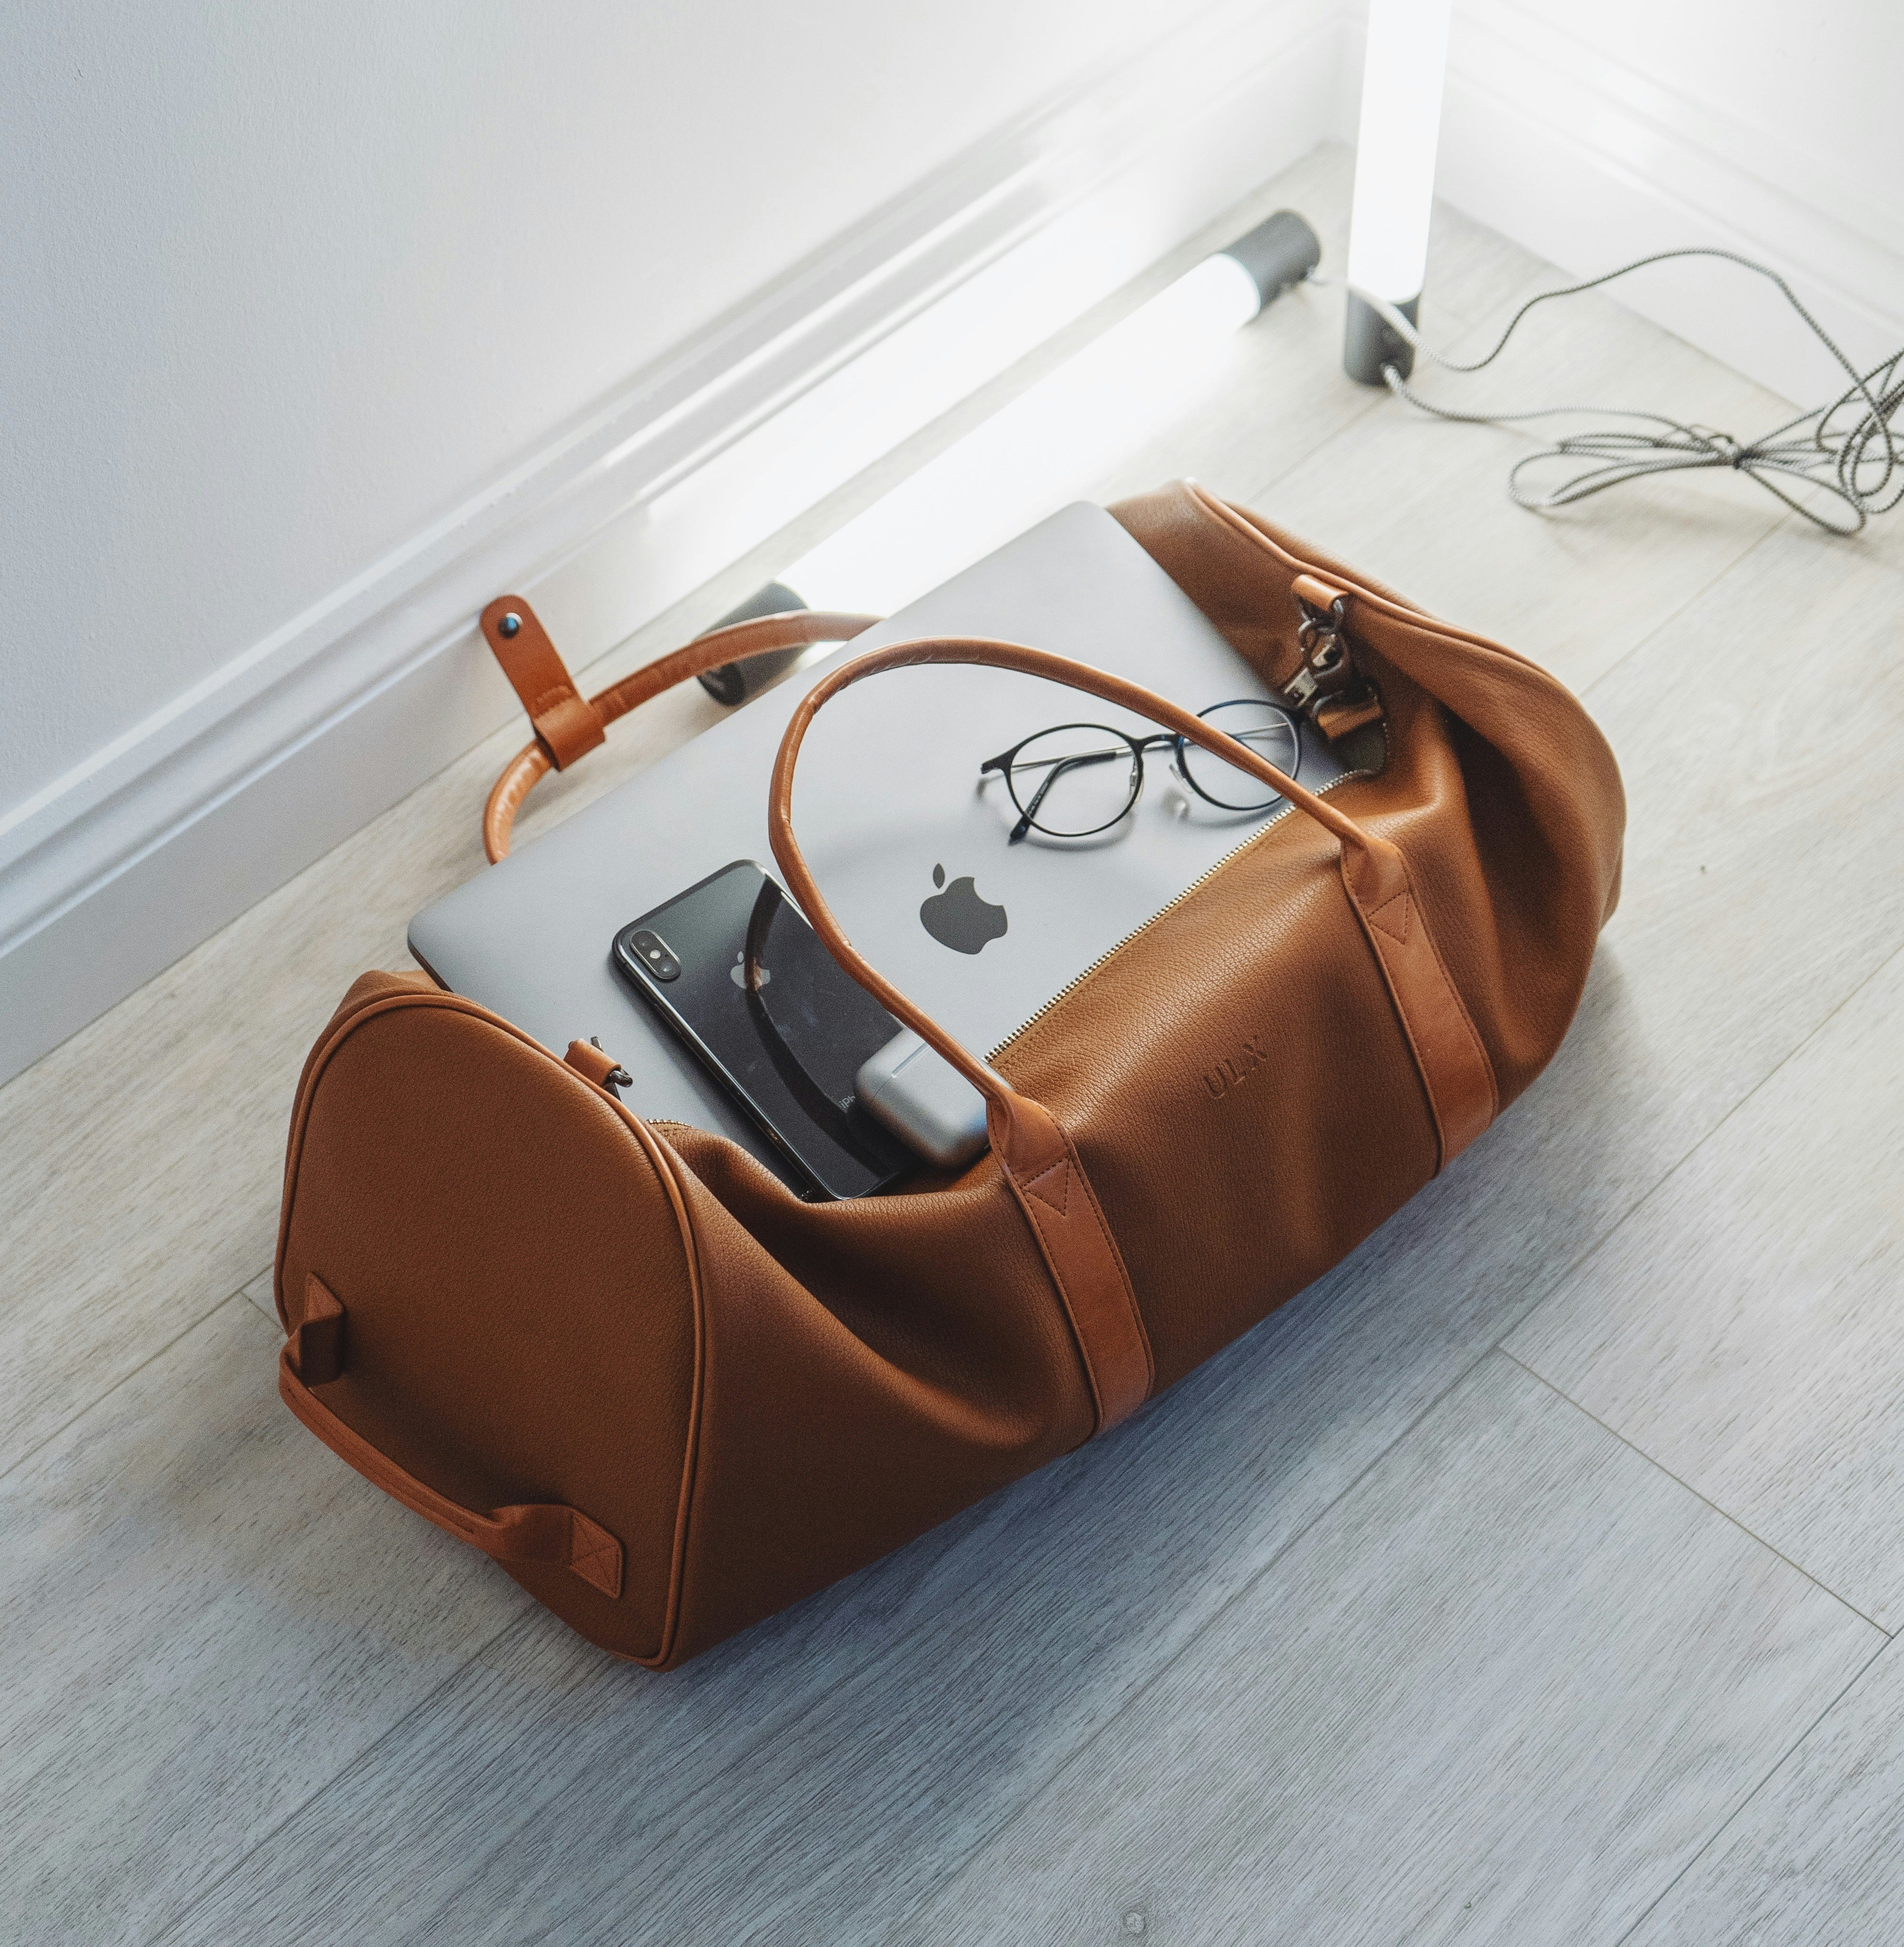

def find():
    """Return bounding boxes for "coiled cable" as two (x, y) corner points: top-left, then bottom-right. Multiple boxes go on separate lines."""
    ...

(1344, 249), (1904, 536)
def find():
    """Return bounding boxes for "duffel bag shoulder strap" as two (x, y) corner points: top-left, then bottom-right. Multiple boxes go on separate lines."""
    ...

(766, 644), (1500, 1366)
(477, 596), (881, 862)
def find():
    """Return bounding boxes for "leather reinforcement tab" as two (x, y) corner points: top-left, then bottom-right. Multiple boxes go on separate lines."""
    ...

(989, 1091), (1154, 1436)
(1291, 572), (1348, 611)
(479, 596), (607, 771)
(287, 1272), (346, 1386)
(1340, 841), (1497, 1169)
(1313, 689), (1384, 741)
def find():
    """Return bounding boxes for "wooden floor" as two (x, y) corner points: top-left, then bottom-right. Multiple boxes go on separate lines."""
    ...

(7, 143), (1904, 1945)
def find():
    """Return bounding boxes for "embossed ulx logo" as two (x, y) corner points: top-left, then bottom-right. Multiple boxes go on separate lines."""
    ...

(1204, 1033), (1270, 1100)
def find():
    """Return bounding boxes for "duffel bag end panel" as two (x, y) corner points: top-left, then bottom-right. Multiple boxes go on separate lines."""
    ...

(277, 979), (701, 1664)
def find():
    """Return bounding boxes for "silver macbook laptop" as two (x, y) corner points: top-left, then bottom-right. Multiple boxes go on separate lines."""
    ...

(409, 502), (1342, 1173)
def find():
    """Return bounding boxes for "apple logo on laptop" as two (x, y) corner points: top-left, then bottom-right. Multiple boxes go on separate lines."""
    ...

(920, 863), (1008, 955)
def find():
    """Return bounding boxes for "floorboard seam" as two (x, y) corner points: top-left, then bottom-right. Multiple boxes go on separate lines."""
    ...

(382, 1634), (900, 1947)
(1453, 947), (1889, 1465)
(1233, 384), (1388, 504)
(1484, 934), (1904, 1619)
(1606, 1633), (1895, 1947)
(0, 1286), (257, 1490)
(1498, 1350), (1892, 1637)
(1577, 511), (1795, 706)
(145, 1584), (912, 1946)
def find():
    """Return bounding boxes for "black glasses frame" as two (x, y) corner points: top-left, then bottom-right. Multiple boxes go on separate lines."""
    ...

(979, 698), (1299, 844)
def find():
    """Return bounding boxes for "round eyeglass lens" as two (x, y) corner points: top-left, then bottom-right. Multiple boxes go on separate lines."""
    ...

(1178, 699), (1301, 811)
(1006, 724), (1142, 837)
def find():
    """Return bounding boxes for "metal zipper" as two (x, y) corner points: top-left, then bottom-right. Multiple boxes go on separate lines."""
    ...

(986, 739), (1384, 1064)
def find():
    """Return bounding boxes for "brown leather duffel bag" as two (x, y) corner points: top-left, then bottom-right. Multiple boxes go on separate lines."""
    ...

(272, 481), (1624, 1669)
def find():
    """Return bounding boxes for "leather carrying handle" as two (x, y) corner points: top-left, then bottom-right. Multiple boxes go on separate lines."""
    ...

(768, 646), (1196, 1437)
(480, 601), (881, 861)
(768, 638), (1498, 1176)
(278, 1274), (625, 1599)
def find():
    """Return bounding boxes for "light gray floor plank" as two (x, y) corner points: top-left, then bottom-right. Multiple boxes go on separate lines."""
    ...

(1560, 513), (1904, 1164)
(1508, 940), (1904, 1630)
(0, 1296), (529, 1947)
(889, 1356), (1879, 1947)
(1625, 1636), (1904, 1947)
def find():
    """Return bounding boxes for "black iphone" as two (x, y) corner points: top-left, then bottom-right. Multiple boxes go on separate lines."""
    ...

(612, 860), (914, 1200)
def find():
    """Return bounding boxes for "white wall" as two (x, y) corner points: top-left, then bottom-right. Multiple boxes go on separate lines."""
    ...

(1, 0), (1181, 814)
(1438, 0), (1904, 403)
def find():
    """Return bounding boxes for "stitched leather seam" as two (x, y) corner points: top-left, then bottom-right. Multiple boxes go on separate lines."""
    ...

(1190, 485), (1553, 678)
(1008, 1124), (1153, 1422)
(571, 1529), (620, 1589)
(1024, 1158), (1071, 1216)
(1368, 891), (1412, 943)
(1356, 875), (1497, 1168)
(1337, 857), (1447, 1172)
(609, 1115), (705, 1670)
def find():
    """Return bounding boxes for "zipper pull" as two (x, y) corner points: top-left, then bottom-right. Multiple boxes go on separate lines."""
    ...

(1286, 575), (1381, 741)
(1285, 575), (1353, 711)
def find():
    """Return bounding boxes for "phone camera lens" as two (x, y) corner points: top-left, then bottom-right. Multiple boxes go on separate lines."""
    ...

(628, 928), (681, 982)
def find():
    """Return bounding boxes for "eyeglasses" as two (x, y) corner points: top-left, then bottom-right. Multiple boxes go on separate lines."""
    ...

(979, 698), (1300, 844)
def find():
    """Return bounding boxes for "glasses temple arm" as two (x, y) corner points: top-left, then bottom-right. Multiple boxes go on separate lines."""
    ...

(1011, 749), (1132, 845)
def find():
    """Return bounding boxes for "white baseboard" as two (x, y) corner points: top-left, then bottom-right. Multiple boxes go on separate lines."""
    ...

(1437, 0), (1904, 407)
(0, 0), (1349, 1087)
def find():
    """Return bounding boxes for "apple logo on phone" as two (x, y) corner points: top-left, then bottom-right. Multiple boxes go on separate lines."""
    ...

(920, 863), (1008, 954)
(730, 951), (770, 990)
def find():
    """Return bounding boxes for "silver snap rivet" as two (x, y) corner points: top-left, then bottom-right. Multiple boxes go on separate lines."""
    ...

(499, 612), (523, 637)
